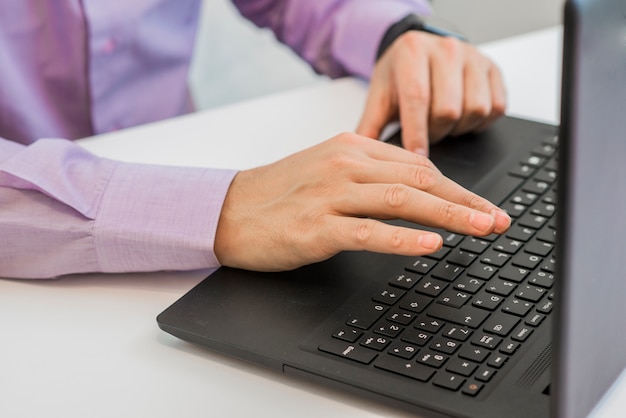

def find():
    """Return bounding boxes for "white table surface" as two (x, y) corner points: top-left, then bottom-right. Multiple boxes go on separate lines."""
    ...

(4, 26), (620, 418)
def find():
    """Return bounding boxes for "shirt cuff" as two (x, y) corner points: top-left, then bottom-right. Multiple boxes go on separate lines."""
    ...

(331, 1), (431, 79)
(94, 161), (237, 273)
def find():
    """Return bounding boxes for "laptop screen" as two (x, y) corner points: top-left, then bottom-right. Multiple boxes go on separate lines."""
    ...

(554, 1), (626, 417)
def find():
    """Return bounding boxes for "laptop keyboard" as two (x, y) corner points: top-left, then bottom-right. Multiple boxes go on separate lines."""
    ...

(318, 135), (558, 397)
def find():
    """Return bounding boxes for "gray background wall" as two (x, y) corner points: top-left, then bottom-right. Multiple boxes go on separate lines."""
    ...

(189, 0), (565, 110)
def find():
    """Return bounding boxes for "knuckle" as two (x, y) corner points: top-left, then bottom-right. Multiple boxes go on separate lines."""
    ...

(435, 103), (463, 123)
(440, 36), (462, 57)
(412, 166), (438, 190)
(463, 194), (489, 212)
(438, 202), (459, 224)
(469, 101), (492, 120)
(334, 131), (363, 146)
(398, 31), (426, 51)
(384, 184), (410, 209)
(387, 229), (405, 250)
(354, 220), (374, 245)
(492, 97), (507, 116)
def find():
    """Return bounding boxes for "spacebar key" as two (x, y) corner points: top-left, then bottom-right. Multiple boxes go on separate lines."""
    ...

(427, 304), (489, 329)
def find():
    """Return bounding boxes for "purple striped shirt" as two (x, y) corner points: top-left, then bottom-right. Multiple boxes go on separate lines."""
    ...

(0, 0), (430, 278)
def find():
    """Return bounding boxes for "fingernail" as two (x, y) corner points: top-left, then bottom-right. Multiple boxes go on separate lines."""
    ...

(470, 212), (495, 232)
(419, 233), (442, 250)
(414, 148), (429, 157)
(492, 209), (511, 231)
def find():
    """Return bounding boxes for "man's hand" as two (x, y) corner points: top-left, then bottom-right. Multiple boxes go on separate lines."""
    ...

(214, 133), (510, 272)
(357, 31), (507, 156)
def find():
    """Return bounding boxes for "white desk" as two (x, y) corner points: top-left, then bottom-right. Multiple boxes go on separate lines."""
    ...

(3, 27), (619, 418)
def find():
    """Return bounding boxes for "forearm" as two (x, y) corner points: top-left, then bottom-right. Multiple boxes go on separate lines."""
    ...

(231, 0), (431, 79)
(0, 137), (237, 279)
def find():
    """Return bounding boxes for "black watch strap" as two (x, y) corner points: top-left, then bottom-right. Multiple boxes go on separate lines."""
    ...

(376, 14), (467, 60)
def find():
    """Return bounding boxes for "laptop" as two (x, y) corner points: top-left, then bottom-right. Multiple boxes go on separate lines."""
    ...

(157, 1), (626, 417)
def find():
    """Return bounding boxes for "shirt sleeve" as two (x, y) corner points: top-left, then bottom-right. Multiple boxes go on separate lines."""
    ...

(231, 0), (432, 79)
(0, 137), (237, 279)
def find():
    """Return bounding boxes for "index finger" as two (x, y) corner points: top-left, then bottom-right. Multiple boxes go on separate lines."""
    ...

(396, 46), (431, 157)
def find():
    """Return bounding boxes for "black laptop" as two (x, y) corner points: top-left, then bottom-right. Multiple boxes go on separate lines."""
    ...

(157, 1), (626, 417)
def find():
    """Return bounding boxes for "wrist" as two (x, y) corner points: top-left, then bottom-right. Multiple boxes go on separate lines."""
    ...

(376, 14), (467, 60)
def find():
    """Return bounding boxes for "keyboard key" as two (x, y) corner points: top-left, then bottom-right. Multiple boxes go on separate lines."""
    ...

(458, 345), (490, 363)
(388, 342), (419, 360)
(522, 155), (546, 168)
(500, 201), (527, 218)
(460, 237), (490, 254)
(446, 250), (478, 267)
(417, 350), (448, 368)
(389, 273), (420, 290)
(401, 329), (433, 347)
(511, 252), (542, 270)
(373, 322), (404, 338)
(319, 340), (377, 364)
(360, 334), (391, 351)
(487, 353), (509, 368)
(499, 265), (530, 283)
(527, 271), (554, 288)
(509, 164), (536, 179)
(441, 324), (472, 341)
(506, 225), (535, 242)
(433, 372), (465, 391)
(462, 381), (484, 396)
(399, 294), (432, 313)
(523, 180), (550, 195)
(518, 213), (549, 230)
(437, 289), (471, 308)
(472, 291), (504, 311)
(516, 285), (546, 302)
(511, 325), (534, 342)
(485, 279), (517, 297)
(500, 341), (520, 355)
(446, 358), (478, 377)
(374, 356), (435, 382)
(479, 249), (511, 267)
(406, 258), (436, 274)
(442, 232), (464, 247)
(493, 237), (523, 254)
(427, 304), (489, 328)
(414, 316), (445, 333)
(454, 275), (484, 294)
(332, 327), (362, 343)
(525, 313), (546, 327)
(466, 263), (498, 280)
(537, 300), (554, 314)
(483, 314), (520, 337)
(430, 337), (461, 354)
(415, 277), (448, 297)
(425, 246), (451, 261)
(524, 239), (554, 257)
(472, 332), (502, 350)
(372, 287), (406, 305)
(510, 191), (539, 206)
(346, 303), (388, 329)
(387, 310), (415, 325)
(475, 366), (497, 382)
(532, 143), (557, 158)
(502, 299), (533, 317)
(431, 263), (464, 282)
